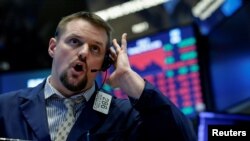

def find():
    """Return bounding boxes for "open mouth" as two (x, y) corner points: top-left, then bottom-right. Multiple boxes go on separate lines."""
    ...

(74, 63), (83, 72)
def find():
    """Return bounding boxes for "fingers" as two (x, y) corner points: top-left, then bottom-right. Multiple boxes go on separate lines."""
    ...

(112, 33), (127, 53)
(109, 46), (117, 61)
(121, 33), (127, 51)
(112, 38), (120, 52)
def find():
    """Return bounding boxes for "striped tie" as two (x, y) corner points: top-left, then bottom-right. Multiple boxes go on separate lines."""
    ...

(55, 98), (75, 141)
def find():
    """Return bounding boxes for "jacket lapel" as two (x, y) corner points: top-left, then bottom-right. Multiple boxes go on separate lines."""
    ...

(68, 90), (110, 141)
(19, 81), (51, 141)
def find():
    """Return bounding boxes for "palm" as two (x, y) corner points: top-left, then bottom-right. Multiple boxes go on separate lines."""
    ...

(107, 33), (131, 88)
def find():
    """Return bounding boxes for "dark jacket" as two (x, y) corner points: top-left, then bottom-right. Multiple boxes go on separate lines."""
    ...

(0, 80), (197, 141)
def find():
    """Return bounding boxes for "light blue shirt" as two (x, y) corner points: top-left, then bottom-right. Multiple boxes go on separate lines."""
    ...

(44, 76), (95, 141)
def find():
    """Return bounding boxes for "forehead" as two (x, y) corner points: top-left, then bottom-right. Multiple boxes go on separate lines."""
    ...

(63, 19), (108, 47)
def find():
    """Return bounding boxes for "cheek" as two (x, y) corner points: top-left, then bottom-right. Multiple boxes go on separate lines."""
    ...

(55, 45), (74, 61)
(53, 49), (72, 70)
(89, 56), (104, 69)
(54, 53), (66, 65)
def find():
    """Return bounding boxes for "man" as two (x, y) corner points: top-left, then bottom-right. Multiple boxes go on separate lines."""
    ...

(0, 11), (197, 141)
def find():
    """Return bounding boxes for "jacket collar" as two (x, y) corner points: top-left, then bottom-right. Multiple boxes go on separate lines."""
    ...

(18, 80), (113, 141)
(18, 80), (51, 141)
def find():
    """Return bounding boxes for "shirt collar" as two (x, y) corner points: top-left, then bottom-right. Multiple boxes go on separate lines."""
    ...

(44, 75), (95, 101)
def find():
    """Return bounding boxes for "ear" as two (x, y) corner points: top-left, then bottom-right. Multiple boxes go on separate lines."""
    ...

(48, 38), (57, 58)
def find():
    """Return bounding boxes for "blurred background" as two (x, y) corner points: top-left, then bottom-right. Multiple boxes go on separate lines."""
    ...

(0, 0), (250, 140)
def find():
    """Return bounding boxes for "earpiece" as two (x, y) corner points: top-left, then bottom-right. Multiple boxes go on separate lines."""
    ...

(101, 50), (113, 71)
(91, 47), (114, 72)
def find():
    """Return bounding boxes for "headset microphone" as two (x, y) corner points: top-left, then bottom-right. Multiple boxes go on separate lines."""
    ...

(91, 68), (108, 91)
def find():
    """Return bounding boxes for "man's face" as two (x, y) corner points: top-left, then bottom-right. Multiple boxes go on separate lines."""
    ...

(48, 19), (108, 95)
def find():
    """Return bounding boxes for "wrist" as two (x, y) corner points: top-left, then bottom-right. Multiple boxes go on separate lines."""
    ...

(118, 69), (145, 99)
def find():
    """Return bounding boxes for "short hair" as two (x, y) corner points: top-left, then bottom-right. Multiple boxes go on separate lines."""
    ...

(55, 11), (113, 48)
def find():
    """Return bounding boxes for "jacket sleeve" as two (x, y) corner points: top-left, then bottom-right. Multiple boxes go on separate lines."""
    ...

(130, 80), (197, 141)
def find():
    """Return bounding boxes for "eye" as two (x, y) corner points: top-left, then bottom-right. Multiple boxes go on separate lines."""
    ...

(68, 38), (82, 47)
(90, 45), (101, 54)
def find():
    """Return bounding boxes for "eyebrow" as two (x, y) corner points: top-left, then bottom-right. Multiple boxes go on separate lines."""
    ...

(69, 33), (105, 47)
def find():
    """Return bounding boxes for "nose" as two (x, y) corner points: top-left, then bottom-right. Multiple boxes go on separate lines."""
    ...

(78, 43), (89, 61)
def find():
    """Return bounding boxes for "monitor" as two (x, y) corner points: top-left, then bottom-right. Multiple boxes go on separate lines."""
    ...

(102, 24), (206, 118)
(207, 1), (250, 112)
(193, 0), (243, 35)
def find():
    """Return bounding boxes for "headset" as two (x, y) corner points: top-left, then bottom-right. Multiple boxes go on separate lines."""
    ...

(91, 49), (114, 72)
(101, 50), (113, 71)
(93, 49), (114, 91)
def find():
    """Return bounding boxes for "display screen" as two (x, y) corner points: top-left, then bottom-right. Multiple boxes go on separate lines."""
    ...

(207, 1), (250, 112)
(102, 25), (206, 118)
(194, 0), (243, 35)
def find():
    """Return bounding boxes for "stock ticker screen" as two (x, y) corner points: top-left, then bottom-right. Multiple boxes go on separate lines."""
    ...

(102, 25), (206, 118)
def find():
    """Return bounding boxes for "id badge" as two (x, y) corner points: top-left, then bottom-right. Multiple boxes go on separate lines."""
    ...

(93, 91), (112, 114)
